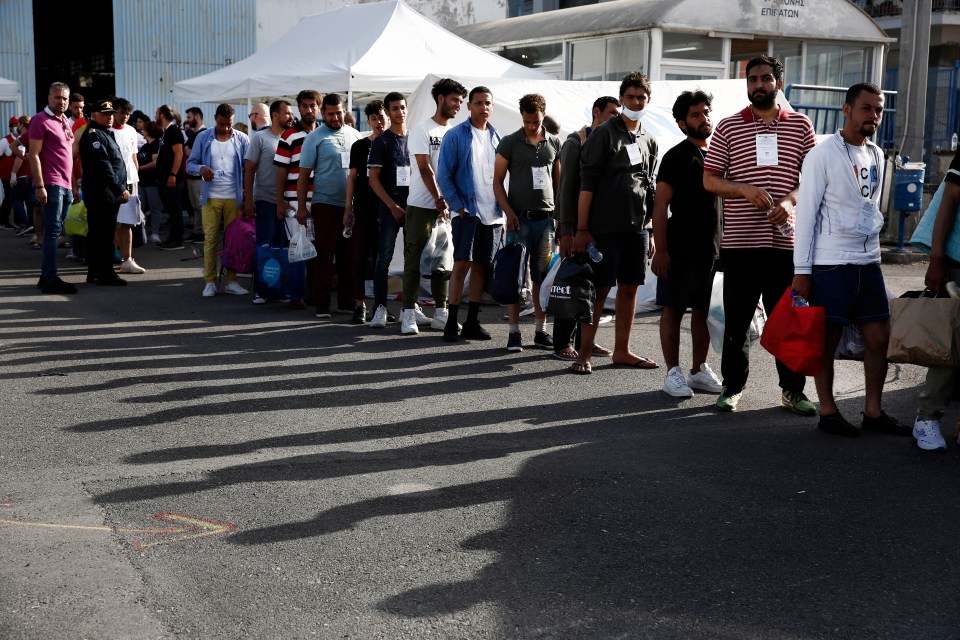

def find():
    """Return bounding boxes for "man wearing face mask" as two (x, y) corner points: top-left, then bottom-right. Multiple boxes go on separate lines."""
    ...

(703, 55), (818, 415)
(571, 72), (659, 375)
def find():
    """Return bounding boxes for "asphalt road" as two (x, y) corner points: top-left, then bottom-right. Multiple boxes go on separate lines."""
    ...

(1, 231), (958, 640)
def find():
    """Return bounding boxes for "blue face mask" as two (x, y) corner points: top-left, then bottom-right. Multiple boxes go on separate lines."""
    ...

(620, 106), (645, 122)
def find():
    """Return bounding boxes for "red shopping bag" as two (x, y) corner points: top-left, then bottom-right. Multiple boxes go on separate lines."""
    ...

(759, 287), (826, 376)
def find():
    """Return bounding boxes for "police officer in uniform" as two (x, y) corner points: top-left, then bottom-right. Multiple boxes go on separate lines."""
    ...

(79, 99), (129, 285)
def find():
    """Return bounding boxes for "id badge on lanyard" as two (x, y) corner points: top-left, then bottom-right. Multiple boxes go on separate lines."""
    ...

(396, 165), (411, 187)
(340, 151), (350, 170)
(482, 164), (494, 185)
(626, 142), (643, 166)
(756, 134), (778, 166)
(532, 166), (548, 190)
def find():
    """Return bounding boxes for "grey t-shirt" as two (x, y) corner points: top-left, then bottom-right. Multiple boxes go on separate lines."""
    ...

(246, 127), (282, 203)
(496, 127), (560, 213)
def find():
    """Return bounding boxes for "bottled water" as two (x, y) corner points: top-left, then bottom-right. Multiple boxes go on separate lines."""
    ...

(342, 212), (355, 239)
(586, 242), (603, 263)
(791, 292), (810, 307)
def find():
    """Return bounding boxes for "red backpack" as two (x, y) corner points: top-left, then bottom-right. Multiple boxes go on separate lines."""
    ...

(221, 217), (257, 275)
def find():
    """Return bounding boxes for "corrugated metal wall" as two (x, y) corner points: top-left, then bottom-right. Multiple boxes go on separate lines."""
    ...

(113, 0), (256, 118)
(0, 0), (35, 117)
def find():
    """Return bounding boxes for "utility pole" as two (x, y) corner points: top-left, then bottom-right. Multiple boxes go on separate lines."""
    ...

(894, 0), (932, 166)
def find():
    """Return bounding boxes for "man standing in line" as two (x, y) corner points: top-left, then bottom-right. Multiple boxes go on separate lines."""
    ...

(493, 93), (561, 352)
(297, 93), (362, 317)
(248, 103), (269, 132)
(244, 99), (294, 304)
(183, 107), (206, 242)
(343, 100), (387, 324)
(402, 78), (468, 334)
(111, 98), (146, 275)
(911, 146), (960, 450)
(791, 83), (908, 437)
(0, 116), (20, 229)
(78, 99), (129, 287)
(186, 103), (251, 298)
(703, 55), (818, 414)
(571, 73), (659, 375)
(274, 89), (321, 310)
(368, 91), (417, 330)
(552, 96), (620, 361)
(29, 82), (79, 294)
(437, 86), (503, 342)
(651, 90), (723, 398)
(155, 104), (186, 250)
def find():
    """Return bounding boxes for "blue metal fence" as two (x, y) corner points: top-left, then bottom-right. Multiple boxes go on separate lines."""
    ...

(784, 84), (898, 152)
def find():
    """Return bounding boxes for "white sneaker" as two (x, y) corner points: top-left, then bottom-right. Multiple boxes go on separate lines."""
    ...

(400, 309), (419, 335)
(224, 281), (249, 296)
(252, 294), (266, 305)
(431, 307), (449, 330)
(413, 304), (432, 326)
(370, 304), (388, 328)
(662, 366), (694, 398)
(202, 283), (217, 297)
(688, 363), (723, 393)
(149, 233), (162, 244)
(913, 417), (946, 451)
(119, 258), (146, 274)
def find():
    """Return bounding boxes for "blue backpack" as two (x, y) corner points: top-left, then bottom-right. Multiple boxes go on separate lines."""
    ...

(490, 241), (528, 305)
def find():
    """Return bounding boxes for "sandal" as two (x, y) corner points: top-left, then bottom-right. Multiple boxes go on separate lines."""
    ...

(612, 356), (659, 369)
(551, 347), (578, 361)
(568, 361), (592, 375)
(592, 345), (612, 358)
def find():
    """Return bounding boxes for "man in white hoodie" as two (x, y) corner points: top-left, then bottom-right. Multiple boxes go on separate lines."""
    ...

(792, 82), (908, 438)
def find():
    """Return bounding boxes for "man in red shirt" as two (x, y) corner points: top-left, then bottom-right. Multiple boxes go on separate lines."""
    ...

(703, 55), (818, 415)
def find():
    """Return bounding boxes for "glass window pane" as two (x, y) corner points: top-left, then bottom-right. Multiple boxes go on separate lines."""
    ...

(570, 39), (605, 81)
(661, 32), (723, 61)
(605, 33), (647, 80)
(770, 40), (802, 86)
(501, 43), (564, 79)
(805, 43), (842, 87)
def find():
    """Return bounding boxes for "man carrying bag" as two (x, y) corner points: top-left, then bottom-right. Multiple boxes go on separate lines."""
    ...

(791, 83), (908, 438)
(904, 145), (960, 450)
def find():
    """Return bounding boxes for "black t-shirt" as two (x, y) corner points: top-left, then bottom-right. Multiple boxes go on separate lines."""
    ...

(349, 136), (377, 218)
(656, 139), (720, 260)
(156, 124), (186, 180)
(136, 138), (160, 187)
(368, 129), (409, 208)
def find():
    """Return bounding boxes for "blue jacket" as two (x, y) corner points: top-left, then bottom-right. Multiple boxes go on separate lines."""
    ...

(186, 127), (249, 206)
(436, 118), (502, 218)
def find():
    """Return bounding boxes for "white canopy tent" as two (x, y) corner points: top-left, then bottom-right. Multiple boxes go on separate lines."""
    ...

(406, 75), (792, 158)
(172, 0), (550, 107)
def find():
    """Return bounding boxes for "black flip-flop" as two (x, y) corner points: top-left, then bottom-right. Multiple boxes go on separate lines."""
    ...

(612, 357), (659, 369)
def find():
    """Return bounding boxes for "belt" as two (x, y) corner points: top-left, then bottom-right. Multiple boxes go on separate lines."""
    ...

(518, 210), (551, 221)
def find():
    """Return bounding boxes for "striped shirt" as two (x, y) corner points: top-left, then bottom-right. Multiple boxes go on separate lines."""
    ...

(704, 106), (816, 250)
(273, 121), (313, 205)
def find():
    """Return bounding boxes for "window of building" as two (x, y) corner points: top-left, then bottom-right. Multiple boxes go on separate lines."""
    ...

(661, 32), (723, 61)
(569, 33), (648, 81)
(500, 43), (564, 78)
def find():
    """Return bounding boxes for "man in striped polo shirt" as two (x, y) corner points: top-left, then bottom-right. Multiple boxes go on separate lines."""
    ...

(273, 89), (320, 310)
(703, 55), (818, 415)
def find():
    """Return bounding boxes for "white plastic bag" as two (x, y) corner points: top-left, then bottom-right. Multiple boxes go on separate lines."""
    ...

(420, 219), (454, 276)
(539, 252), (561, 311)
(288, 222), (317, 263)
(706, 273), (765, 355)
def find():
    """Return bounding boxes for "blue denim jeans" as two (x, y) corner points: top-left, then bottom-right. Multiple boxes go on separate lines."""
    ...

(374, 206), (401, 307)
(255, 200), (278, 246)
(141, 185), (162, 235)
(41, 185), (72, 281)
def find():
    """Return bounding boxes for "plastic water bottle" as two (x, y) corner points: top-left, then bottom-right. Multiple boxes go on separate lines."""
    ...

(305, 216), (315, 241)
(952, 133), (958, 152)
(342, 212), (355, 239)
(791, 291), (809, 307)
(776, 220), (795, 238)
(946, 281), (960, 299)
(285, 206), (297, 218)
(586, 242), (603, 263)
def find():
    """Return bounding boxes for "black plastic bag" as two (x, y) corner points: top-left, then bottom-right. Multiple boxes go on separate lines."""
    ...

(547, 256), (595, 323)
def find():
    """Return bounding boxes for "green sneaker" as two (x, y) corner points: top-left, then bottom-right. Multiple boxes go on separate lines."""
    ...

(716, 388), (742, 412)
(781, 390), (816, 416)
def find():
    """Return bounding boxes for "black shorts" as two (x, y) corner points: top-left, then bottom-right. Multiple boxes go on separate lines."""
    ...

(656, 258), (717, 310)
(591, 229), (648, 288)
(452, 215), (503, 268)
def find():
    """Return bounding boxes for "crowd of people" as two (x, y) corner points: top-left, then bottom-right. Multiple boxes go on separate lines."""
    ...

(2, 55), (957, 450)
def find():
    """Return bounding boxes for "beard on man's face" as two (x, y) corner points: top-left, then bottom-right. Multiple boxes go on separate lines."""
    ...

(749, 88), (778, 109)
